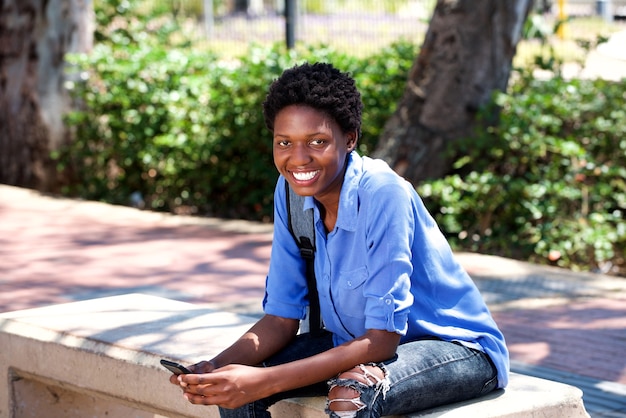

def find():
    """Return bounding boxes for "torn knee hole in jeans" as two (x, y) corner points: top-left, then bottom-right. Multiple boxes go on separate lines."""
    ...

(326, 364), (390, 417)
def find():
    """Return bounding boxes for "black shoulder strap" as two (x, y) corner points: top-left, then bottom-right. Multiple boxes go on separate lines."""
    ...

(285, 179), (322, 336)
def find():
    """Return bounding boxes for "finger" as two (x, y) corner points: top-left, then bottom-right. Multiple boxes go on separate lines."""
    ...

(182, 383), (201, 395)
(179, 373), (218, 386)
(186, 391), (237, 408)
(183, 391), (221, 406)
(182, 383), (215, 397)
(189, 360), (216, 374)
(176, 375), (189, 388)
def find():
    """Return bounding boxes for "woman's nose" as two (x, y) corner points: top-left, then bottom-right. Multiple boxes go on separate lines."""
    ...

(290, 143), (311, 165)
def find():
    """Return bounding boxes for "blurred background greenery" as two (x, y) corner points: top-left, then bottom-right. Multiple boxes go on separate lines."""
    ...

(59, 0), (625, 276)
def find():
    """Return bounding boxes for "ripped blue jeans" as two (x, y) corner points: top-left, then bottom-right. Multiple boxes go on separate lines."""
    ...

(218, 331), (498, 418)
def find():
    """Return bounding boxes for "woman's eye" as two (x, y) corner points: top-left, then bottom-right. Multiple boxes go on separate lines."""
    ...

(310, 139), (325, 146)
(276, 140), (290, 147)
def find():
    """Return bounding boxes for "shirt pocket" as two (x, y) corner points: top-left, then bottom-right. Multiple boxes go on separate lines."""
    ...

(335, 267), (368, 319)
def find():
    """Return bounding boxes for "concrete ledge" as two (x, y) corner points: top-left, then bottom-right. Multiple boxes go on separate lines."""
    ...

(0, 294), (588, 417)
(0, 294), (253, 418)
(272, 372), (589, 418)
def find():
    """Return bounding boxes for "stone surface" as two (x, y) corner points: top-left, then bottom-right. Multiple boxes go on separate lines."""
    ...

(0, 294), (588, 418)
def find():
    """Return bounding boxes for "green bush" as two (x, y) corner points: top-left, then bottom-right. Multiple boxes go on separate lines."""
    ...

(60, 0), (625, 276)
(418, 75), (626, 276)
(60, 5), (415, 221)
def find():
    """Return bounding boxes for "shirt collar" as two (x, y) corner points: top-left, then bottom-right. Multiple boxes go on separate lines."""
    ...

(332, 152), (364, 232)
(303, 151), (363, 232)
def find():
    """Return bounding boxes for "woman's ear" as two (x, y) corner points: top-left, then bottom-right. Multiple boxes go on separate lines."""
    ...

(346, 131), (358, 152)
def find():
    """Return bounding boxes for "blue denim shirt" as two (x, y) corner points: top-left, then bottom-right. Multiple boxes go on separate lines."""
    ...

(264, 152), (509, 388)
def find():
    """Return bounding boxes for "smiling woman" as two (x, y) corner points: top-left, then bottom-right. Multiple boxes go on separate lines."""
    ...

(272, 105), (357, 231)
(166, 62), (509, 418)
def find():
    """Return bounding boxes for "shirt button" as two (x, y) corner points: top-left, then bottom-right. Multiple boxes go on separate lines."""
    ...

(385, 299), (392, 305)
(347, 281), (352, 287)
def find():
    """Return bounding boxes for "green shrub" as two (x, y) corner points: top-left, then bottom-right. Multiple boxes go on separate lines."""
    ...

(419, 76), (626, 275)
(60, 0), (625, 276)
(59, 0), (415, 220)
(61, 25), (414, 220)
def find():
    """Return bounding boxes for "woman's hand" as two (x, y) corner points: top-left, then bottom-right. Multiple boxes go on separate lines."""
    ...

(167, 360), (216, 385)
(166, 314), (300, 408)
(177, 364), (271, 409)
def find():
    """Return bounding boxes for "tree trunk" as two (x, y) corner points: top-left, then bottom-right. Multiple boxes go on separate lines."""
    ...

(373, 0), (533, 184)
(0, 0), (92, 191)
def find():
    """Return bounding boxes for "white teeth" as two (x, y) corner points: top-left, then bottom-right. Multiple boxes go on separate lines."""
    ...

(292, 171), (318, 181)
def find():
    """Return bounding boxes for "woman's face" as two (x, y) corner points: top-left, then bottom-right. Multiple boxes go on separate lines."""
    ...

(272, 105), (356, 204)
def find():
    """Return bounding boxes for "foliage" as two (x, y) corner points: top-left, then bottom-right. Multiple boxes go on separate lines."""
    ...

(302, 0), (430, 15)
(418, 75), (626, 276)
(92, 0), (187, 47)
(60, 0), (625, 276)
(60, 0), (414, 221)
(352, 40), (417, 155)
(417, 13), (625, 276)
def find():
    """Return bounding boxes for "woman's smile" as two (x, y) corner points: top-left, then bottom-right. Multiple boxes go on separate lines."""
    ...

(291, 170), (320, 183)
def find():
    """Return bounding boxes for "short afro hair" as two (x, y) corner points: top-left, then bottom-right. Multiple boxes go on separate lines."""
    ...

(262, 62), (363, 138)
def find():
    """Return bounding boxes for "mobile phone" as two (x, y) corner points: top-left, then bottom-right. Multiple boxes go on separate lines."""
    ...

(160, 359), (192, 375)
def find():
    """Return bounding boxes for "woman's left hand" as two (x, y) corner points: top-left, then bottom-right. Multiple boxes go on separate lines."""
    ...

(177, 364), (271, 409)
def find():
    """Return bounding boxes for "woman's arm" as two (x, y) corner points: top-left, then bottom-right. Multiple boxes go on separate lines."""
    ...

(178, 328), (400, 409)
(265, 328), (400, 392)
(169, 314), (299, 384)
(211, 314), (301, 369)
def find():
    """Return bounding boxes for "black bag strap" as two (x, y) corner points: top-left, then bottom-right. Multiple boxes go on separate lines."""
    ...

(285, 179), (323, 336)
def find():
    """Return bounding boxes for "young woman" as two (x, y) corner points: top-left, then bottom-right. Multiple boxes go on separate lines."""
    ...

(169, 62), (509, 418)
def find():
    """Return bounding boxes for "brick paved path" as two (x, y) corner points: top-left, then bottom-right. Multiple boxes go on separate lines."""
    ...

(0, 186), (272, 312)
(1, 185), (625, 416)
(493, 298), (626, 384)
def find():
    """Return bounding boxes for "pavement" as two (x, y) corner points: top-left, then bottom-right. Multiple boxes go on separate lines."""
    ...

(1, 184), (625, 417)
